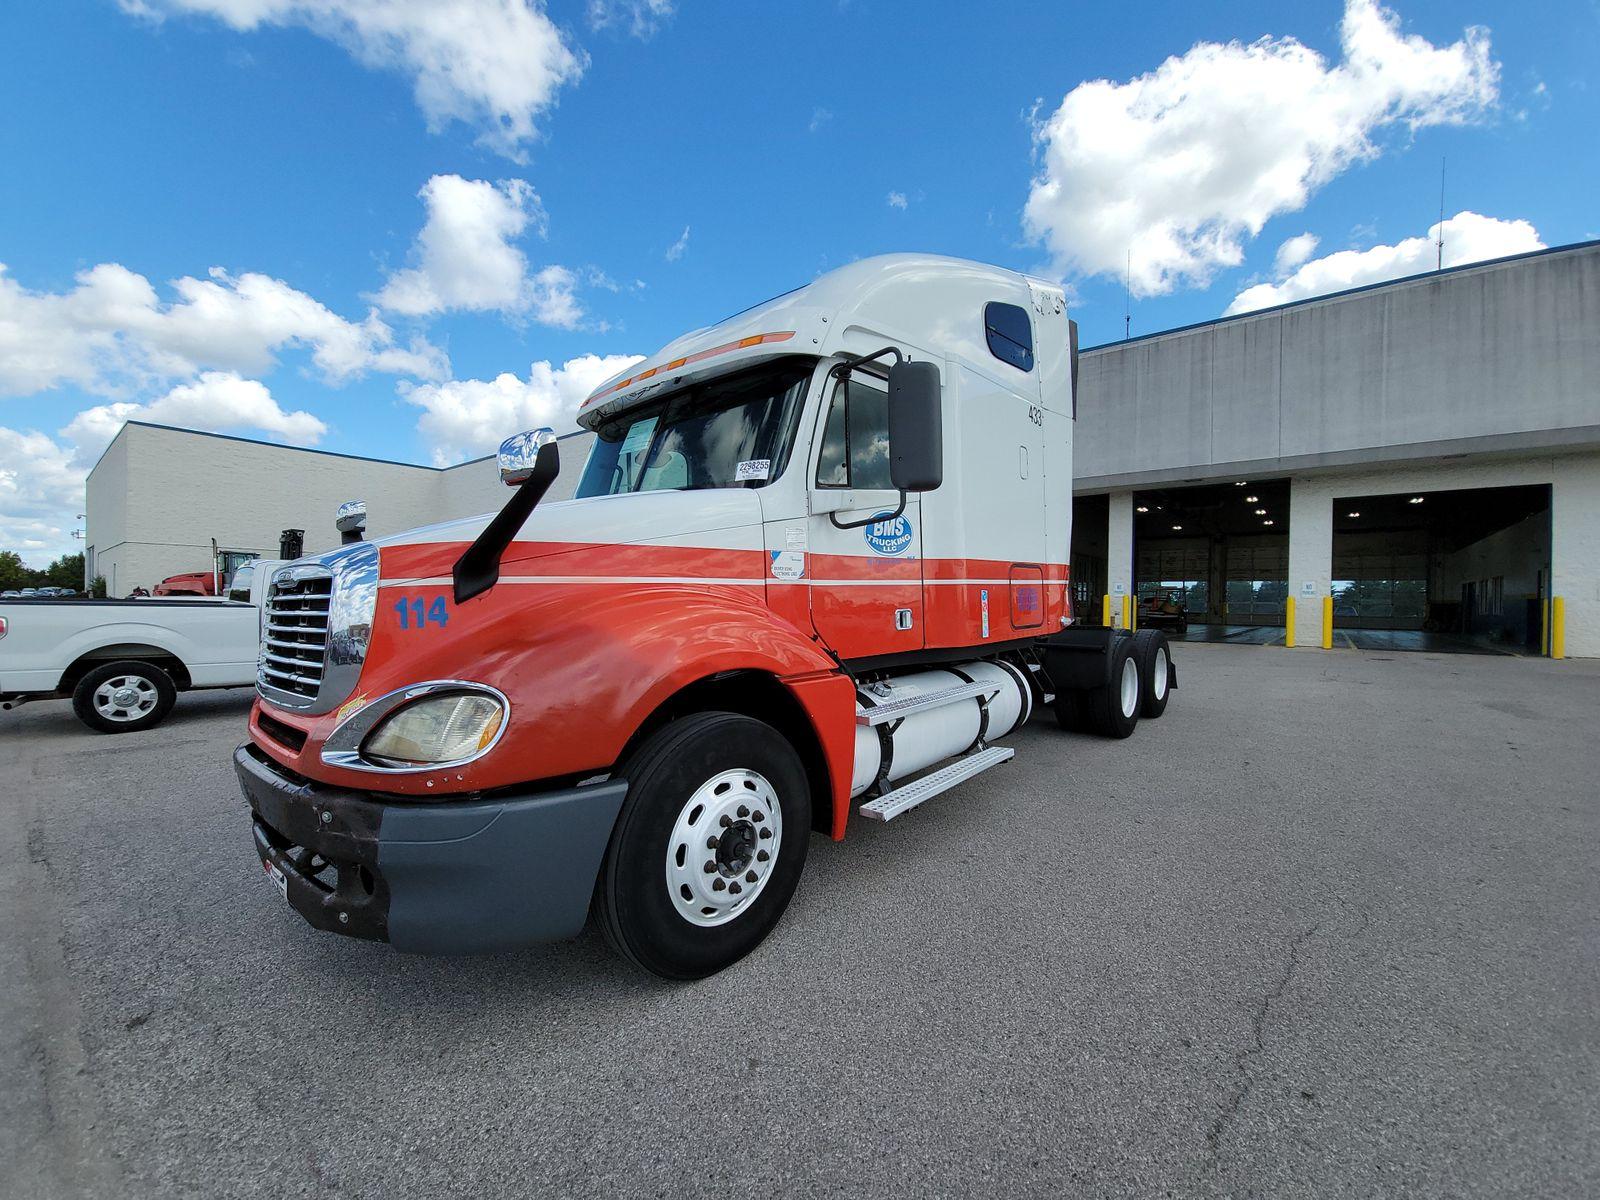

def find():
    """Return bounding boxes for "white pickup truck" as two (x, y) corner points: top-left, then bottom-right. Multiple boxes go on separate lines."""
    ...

(0, 559), (283, 733)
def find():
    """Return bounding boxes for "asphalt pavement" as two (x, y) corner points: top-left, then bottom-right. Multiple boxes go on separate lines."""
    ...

(3, 643), (1597, 1198)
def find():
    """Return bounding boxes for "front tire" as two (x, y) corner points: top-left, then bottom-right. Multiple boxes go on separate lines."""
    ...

(72, 660), (177, 733)
(597, 712), (811, 979)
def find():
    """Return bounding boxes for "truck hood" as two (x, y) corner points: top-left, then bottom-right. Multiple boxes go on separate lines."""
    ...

(370, 487), (766, 580)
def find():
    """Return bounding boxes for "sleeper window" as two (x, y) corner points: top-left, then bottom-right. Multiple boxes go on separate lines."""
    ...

(984, 301), (1034, 372)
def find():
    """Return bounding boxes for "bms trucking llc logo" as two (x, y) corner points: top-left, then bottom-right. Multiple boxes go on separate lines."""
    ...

(863, 513), (913, 555)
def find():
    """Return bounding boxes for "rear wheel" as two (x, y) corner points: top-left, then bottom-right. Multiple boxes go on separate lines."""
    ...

(1083, 638), (1141, 739)
(597, 712), (810, 979)
(71, 660), (177, 734)
(1131, 629), (1173, 719)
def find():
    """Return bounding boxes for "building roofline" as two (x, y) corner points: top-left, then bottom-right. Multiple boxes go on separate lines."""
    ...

(88, 420), (590, 475)
(1082, 237), (1600, 355)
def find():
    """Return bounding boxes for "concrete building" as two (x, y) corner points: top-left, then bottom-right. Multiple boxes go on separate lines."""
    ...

(84, 240), (1599, 655)
(1072, 238), (1600, 658)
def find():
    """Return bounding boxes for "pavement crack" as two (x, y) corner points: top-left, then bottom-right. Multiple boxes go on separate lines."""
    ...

(1204, 918), (1323, 1167)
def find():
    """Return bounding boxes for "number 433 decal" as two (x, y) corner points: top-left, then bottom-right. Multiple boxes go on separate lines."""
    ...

(394, 596), (449, 630)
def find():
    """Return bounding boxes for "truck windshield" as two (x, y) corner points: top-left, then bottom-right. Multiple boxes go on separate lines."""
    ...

(576, 357), (814, 497)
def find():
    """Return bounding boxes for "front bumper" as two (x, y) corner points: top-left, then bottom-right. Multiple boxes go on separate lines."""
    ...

(236, 743), (628, 954)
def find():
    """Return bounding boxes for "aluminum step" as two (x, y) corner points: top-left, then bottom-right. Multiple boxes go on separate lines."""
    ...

(856, 680), (998, 727)
(856, 746), (1015, 823)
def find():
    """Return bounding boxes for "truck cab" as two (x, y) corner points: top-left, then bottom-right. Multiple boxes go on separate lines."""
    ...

(237, 254), (1173, 977)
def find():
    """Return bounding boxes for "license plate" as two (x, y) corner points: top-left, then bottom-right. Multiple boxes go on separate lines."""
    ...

(263, 857), (288, 899)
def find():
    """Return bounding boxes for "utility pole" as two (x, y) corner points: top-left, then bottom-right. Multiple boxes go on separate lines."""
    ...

(1436, 157), (1446, 271)
(1124, 249), (1132, 340)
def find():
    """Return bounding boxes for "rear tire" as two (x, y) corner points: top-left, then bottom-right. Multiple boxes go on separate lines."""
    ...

(597, 712), (810, 980)
(1131, 629), (1173, 719)
(1084, 638), (1141, 738)
(71, 660), (177, 733)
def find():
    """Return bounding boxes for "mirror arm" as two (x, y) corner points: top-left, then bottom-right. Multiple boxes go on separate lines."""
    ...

(453, 441), (559, 604)
(828, 489), (906, 531)
(827, 345), (904, 384)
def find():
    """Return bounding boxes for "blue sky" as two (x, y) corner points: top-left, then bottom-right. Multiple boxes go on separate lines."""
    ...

(1, 0), (1595, 564)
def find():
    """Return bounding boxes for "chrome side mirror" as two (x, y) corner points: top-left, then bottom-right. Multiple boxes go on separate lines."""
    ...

(335, 499), (367, 544)
(499, 428), (558, 486)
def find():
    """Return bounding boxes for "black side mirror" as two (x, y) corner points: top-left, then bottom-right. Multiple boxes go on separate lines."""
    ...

(887, 360), (943, 492)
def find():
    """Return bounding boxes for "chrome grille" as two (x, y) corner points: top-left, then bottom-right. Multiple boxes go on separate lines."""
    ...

(259, 571), (332, 700)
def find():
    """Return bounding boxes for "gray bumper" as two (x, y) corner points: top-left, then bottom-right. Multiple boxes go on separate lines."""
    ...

(237, 744), (628, 954)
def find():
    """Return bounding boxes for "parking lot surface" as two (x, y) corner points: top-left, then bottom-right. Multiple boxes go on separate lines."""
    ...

(4, 643), (1597, 1198)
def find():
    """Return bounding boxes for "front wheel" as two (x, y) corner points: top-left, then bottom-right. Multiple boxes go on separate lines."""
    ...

(71, 660), (177, 733)
(597, 712), (811, 979)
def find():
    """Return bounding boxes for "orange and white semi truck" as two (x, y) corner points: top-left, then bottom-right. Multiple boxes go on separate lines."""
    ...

(236, 254), (1176, 978)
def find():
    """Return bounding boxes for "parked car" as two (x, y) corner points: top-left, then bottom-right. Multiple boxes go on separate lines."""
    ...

(1138, 590), (1190, 635)
(0, 560), (284, 732)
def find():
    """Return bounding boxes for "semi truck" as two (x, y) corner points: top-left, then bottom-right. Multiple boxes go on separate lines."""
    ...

(236, 254), (1177, 978)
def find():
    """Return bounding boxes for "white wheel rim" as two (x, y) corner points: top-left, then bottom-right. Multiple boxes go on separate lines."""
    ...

(665, 768), (784, 928)
(1119, 657), (1139, 719)
(1153, 650), (1170, 700)
(94, 674), (158, 722)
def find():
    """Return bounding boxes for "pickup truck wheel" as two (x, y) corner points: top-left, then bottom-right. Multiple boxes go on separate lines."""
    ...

(598, 712), (810, 980)
(1083, 638), (1141, 739)
(72, 660), (177, 734)
(1131, 629), (1173, 719)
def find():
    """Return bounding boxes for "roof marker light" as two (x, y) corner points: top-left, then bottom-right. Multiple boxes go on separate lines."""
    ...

(581, 331), (796, 409)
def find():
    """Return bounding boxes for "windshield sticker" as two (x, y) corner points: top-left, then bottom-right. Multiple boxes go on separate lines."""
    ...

(736, 459), (771, 481)
(864, 513), (913, 556)
(770, 550), (806, 581)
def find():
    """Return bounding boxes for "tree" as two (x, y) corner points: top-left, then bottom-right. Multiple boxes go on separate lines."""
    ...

(0, 550), (29, 590)
(43, 553), (84, 589)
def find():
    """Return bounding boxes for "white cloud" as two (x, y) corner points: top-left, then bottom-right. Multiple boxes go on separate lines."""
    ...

(372, 174), (579, 327)
(1225, 211), (1543, 314)
(886, 191), (908, 211)
(809, 106), (833, 133)
(1274, 233), (1321, 274)
(587, 0), (674, 38)
(665, 226), (690, 262)
(63, 372), (328, 458)
(0, 261), (446, 399)
(1024, 0), (1499, 296)
(0, 427), (83, 564)
(120, 0), (585, 159)
(401, 352), (643, 464)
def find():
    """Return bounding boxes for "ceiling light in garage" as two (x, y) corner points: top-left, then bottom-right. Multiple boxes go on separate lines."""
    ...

(1262, 519), (1275, 526)
(1254, 508), (1267, 515)
(1347, 511), (1361, 518)
(1409, 496), (1425, 504)
(1172, 524), (1183, 531)
(1235, 481), (1248, 486)
(1244, 495), (1259, 503)
(1136, 505), (1149, 513)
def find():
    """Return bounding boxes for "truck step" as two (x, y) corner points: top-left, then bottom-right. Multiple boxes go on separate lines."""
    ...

(856, 746), (1015, 822)
(856, 680), (998, 726)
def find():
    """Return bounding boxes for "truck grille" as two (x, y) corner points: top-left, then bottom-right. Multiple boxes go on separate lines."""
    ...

(259, 571), (332, 700)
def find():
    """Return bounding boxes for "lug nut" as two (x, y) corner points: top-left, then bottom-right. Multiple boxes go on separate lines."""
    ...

(756, 850), (769, 862)
(706, 836), (719, 849)
(759, 827), (773, 840)
(728, 882), (742, 895)
(752, 812), (765, 823)
(704, 861), (716, 874)
(713, 879), (726, 892)
(737, 805), (749, 818)
(745, 870), (757, 883)
(719, 815), (732, 828)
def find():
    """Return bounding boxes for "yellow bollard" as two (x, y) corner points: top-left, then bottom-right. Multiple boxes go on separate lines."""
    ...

(1285, 595), (1296, 648)
(1102, 594), (1112, 628)
(1321, 596), (1334, 650)
(1122, 594), (1133, 632)
(1552, 596), (1566, 660)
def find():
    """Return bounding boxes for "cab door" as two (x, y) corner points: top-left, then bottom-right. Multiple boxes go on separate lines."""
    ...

(804, 369), (924, 662)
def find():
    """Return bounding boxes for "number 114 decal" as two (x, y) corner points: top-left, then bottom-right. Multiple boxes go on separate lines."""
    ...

(395, 596), (449, 630)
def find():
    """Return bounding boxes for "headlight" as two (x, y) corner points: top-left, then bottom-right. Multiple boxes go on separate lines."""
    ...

(362, 692), (505, 766)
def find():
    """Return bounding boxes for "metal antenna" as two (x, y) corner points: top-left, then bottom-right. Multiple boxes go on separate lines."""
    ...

(1436, 157), (1446, 271)
(1124, 249), (1131, 340)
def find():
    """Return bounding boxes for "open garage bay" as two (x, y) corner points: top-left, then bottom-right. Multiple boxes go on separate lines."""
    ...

(4, 646), (1598, 1198)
